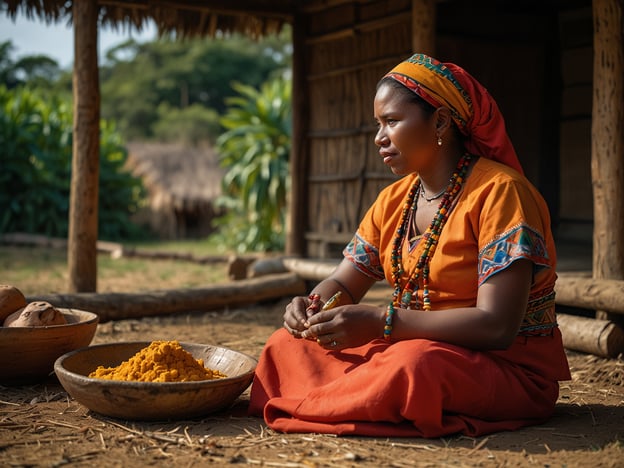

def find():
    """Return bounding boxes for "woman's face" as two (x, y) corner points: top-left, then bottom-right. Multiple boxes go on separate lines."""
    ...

(374, 82), (437, 176)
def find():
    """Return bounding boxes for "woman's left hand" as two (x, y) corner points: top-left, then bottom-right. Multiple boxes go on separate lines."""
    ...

(300, 304), (385, 350)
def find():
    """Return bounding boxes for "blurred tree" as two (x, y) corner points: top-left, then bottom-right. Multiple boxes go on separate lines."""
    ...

(1, 29), (292, 145)
(100, 30), (291, 142)
(0, 41), (18, 88)
(13, 54), (61, 85)
(0, 41), (62, 88)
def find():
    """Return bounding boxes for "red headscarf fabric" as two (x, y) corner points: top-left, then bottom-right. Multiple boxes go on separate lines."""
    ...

(385, 54), (524, 174)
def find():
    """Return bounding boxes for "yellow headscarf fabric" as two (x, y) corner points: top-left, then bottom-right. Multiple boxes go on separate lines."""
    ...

(385, 54), (523, 174)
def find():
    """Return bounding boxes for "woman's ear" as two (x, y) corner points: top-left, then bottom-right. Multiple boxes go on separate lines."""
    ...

(434, 107), (453, 134)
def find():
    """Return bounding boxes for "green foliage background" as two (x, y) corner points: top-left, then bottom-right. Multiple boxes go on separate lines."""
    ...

(0, 29), (293, 251)
(99, 34), (290, 144)
(0, 85), (146, 240)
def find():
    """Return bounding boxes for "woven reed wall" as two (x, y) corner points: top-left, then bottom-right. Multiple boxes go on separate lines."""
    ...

(302, 0), (412, 257)
(297, 0), (595, 257)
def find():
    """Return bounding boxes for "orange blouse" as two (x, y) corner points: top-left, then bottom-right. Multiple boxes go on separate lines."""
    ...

(344, 157), (558, 336)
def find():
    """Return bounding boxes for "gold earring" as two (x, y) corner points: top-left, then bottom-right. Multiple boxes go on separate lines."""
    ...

(437, 136), (442, 146)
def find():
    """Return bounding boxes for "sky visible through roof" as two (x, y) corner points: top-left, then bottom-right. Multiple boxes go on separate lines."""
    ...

(0, 12), (155, 69)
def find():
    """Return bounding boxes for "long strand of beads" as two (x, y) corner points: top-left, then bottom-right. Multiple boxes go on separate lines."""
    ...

(390, 181), (420, 307)
(390, 153), (472, 315)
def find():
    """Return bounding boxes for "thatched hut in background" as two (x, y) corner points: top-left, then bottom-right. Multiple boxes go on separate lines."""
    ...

(125, 142), (224, 240)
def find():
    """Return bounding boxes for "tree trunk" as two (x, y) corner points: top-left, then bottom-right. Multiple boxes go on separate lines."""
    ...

(411, 0), (436, 55)
(28, 273), (306, 323)
(591, 0), (624, 321)
(68, 1), (100, 292)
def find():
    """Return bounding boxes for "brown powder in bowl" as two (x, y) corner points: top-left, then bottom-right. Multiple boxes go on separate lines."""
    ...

(89, 340), (227, 382)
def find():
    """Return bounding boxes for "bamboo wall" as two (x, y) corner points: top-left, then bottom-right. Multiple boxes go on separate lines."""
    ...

(302, 0), (412, 257)
(297, 0), (594, 258)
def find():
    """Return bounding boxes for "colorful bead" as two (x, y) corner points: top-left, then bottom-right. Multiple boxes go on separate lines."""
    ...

(383, 303), (395, 340)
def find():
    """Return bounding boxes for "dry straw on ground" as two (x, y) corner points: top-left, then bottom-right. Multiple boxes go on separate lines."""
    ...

(1, 302), (623, 467)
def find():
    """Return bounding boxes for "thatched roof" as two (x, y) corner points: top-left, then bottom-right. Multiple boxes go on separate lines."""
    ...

(126, 142), (224, 205)
(2, 0), (293, 38)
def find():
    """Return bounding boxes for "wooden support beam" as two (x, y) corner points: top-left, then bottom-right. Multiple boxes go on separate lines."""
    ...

(68, 1), (100, 292)
(286, 11), (308, 257)
(591, 0), (624, 321)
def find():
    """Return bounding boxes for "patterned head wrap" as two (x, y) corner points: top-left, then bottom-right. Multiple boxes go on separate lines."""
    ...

(385, 54), (523, 174)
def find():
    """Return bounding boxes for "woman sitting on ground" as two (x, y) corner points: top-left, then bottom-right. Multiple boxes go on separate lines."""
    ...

(249, 53), (571, 438)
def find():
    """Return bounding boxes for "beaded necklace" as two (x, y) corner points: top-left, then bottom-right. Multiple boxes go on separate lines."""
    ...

(390, 152), (473, 311)
(420, 185), (446, 203)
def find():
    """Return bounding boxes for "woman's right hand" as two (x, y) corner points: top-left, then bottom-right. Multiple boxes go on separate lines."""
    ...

(283, 295), (316, 338)
(283, 260), (377, 339)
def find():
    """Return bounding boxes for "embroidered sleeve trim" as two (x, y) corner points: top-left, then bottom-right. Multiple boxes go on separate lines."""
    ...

(478, 223), (550, 286)
(343, 232), (385, 281)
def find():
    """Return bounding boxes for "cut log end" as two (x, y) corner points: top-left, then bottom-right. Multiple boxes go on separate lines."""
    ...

(558, 312), (624, 358)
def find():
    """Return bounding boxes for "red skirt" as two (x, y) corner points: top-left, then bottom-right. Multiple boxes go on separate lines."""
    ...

(248, 328), (570, 437)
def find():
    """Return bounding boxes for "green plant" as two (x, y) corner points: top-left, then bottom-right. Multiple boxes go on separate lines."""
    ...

(0, 85), (147, 240)
(0, 85), (72, 235)
(213, 76), (291, 252)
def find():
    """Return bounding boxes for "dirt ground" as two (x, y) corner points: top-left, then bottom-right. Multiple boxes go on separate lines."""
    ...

(0, 294), (623, 468)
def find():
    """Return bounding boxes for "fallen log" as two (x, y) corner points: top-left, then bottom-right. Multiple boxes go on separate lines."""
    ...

(26, 272), (306, 323)
(1, 232), (73, 250)
(555, 275), (624, 315)
(557, 312), (624, 358)
(282, 257), (339, 281)
(111, 247), (232, 264)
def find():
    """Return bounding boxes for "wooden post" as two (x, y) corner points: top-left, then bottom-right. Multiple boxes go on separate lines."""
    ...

(68, 1), (100, 292)
(286, 10), (308, 256)
(591, 0), (624, 322)
(411, 0), (436, 55)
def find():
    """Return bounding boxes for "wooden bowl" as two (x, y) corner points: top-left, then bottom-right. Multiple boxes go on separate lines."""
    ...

(54, 341), (257, 421)
(0, 309), (99, 385)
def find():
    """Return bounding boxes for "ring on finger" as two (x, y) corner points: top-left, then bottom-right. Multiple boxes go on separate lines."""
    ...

(316, 337), (338, 347)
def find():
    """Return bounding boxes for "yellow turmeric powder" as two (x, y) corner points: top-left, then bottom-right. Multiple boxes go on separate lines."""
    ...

(89, 340), (227, 382)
